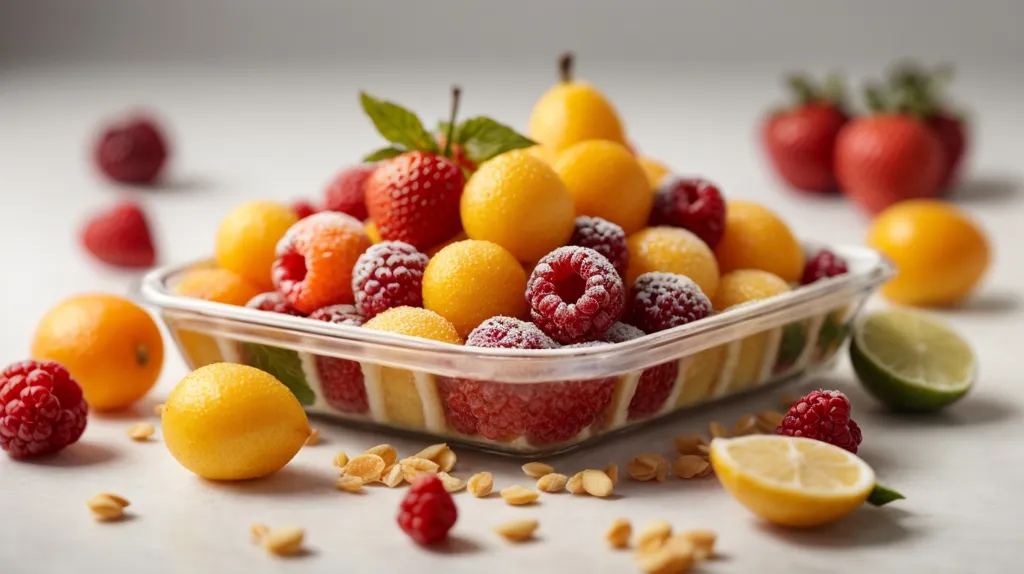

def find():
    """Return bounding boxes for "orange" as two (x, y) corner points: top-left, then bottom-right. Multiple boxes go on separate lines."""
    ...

(867, 199), (990, 306)
(525, 144), (559, 166)
(637, 156), (672, 189)
(715, 200), (804, 283)
(461, 150), (575, 262)
(363, 306), (463, 345)
(713, 269), (791, 312)
(423, 240), (529, 338)
(426, 231), (469, 258)
(215, 201), (298, 290)
(173, 267), (263, 306)
(626, 227), (720, 298)
(555, 140), (652, 235)
(32, 294), (164, 411)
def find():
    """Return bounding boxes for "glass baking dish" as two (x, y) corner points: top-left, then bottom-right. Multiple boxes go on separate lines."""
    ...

(137, 244), (893, 456)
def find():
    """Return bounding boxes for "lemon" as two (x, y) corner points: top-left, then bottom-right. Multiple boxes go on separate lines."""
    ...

(215, 200), (298, 291)
(528, 54), (627, 153)
(162, 363), (310, 481)
(710, 435), (876, 527)
(555, 140), (652, 235)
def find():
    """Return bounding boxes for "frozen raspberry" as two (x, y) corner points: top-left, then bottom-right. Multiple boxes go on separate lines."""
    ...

(290, 200), (318, 220)
(777, 389), (862, 453)
(526, 246), (625, 344)
(0, 361), (88, 459)
(397, 474), (458, 545)
(309, 304), (367, 414)
(93, 115), (169, 185)
(601, 322), (645, 344)
(352, 241), (429, 320)
(650, 177), (727, 249)
(800, 250), (849, 285)
(569, 216), (628, 279)
(246, 292), (304, 316)
(599, 323), (677, 419)
(628, 272), (713, 333)
(466, 317), (558, 350)
(323, 164), (375, 221)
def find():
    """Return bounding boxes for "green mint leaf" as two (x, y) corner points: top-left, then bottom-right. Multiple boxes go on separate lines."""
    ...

(457, 116), (536, 164)
(867, 484), (905, 507)
(240, 343), (316, 406)
(363, 146), (405, 162)
(359, 92), (438, 153)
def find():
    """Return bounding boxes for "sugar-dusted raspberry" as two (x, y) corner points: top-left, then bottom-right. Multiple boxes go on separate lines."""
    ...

(800, 249), (849, 285)
(0, 360), (88, 459)
(598, 322), (678, 419)
(352, 241), (429, 320)
(93, 115), (169, 185)
(526, 246), (625, 344)
(601, 321), (646, 344)
(466, 317), (558, 350)
(309, 304), (367, 414)
(628, 272), (713, 333)
(323, 164), (375, 221)
(650, 177), (727, 249)
(777, 389), (862, 453)
(569, 216), (629, 279)
(290, 200), (318, 220)
(397, 474), (458, 545)
(245, 292), (304, 316)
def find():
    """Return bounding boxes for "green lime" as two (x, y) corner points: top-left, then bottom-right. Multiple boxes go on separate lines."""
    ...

(849, 308), (976, 411)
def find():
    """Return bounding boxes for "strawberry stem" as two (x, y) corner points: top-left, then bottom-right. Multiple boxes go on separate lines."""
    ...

(785, 74), (817, 105)
(864, 84), (889, 114)
(443, 86), (461, 159)
(559, 52), (574, 83)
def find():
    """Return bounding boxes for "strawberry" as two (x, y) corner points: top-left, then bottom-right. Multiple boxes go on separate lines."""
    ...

(834, 84), (945, 215)
(761, 74), (849, 194)
(323, 164), (374, 220)
(81, 200), (157, 268)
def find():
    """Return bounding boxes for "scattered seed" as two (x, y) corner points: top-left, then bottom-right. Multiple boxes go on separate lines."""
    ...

(87, 493), (129, 521)
(637, 521), (673, 552)
(695, 444), (710, 456)
(673, 434), (706, 455)
(380, 463), (405, 488)
(438, 471), (466, 493)
(126, 422), (155, 441)
(333, 451), (349, 468)
(304, 429), (319, 446)
(153, 403), (165, 416)
(581, 469), (614, 497)
(399, 456), (440, 482)
(364, 444), (397, 467)
(467, 472), (493, 497)
(566, 472), (586, 494)
(605, 518), (632, 549)
(98, 492), (130, 507)
(636, 545), (693, 574)
(522, 461), (555, 478)
(708, 421), (728, 438)
(414, 443), (456, 472)
(655, 458), (669, 482)
(336, 475), (364, 492)
(500, 485), (539, 506)
(250, 523), (270, 543)
(733, 414), (758, 436)
(627, 454), (668, 482)
(342, 454), (387, 483)
(605, 463), (619, 485)
(756, 410), (785, 433)
(680, 529), (717, 561)
(262, 526), (305, 557)
(494, 518), (539, 542)
(672, 455), (710, 479)
(536, 473), (568, 493)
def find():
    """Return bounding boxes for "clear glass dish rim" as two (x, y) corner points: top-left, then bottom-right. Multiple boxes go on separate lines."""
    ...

(137, 244), (893, 381)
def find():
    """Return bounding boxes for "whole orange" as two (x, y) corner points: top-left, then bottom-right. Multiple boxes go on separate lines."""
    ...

(714, 200), (804, 283)
(215, 201), (298, 291)
(174, 267), (263, 306)
(867, 199), (990, 306)
(555, 140), (652, 235)
(626, 226), (720, 298)
(32, 294), (164, 411)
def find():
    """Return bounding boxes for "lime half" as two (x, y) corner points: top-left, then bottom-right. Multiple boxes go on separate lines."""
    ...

(850, 308), (977, 411)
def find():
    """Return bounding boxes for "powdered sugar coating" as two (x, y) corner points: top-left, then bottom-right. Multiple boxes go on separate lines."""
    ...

(275, 211), (365, 258)
(466, 317), (558, 350)
(569, 216), (628, 278)
(245, 292), (304, 316)
(628, 271), (713, 333)
(309, 304), (365, 326)
(601, 322), (646, 344)
(351, 241), (429, 319)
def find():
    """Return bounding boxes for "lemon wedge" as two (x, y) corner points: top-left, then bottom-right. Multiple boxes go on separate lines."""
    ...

(710, 435), (876, 527)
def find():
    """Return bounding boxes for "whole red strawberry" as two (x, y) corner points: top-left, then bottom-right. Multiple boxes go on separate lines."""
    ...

(834, 85), (944, 215)
(290, 199), (318, 220)
(762, 74), (849, 194)
(435, 133), (476, 173)
(397, 474), (458, 545)
(81, 200), (157, 268)
(93, 114), (169, 185)
(0, 360), (88, 459)
(323, 164), (374, 220)
(777, 389), (862, 453)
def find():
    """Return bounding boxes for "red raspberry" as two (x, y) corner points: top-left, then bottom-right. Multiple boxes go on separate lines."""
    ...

(800, 249), (849, 285)
(246, 292), (304, 316)
(600, 322), (677, 420)
(601, 321), (645, 344)
(290, 200), (318, 220)
(323, 164), (375, 221)
(628, 272), (713, 333)
(309, 304), (365, 326)
(308, 304), (367, 413)
(352, 241), (429, 320)
(397, 474), (458, 545)
(93, 115), (169, 185)
(80, 200), (157, 268)
(777, 389), (862, 453)
(526, 246), (625, 344)
(649, 177), (727, 249)
(0, 361), (88, 459)
(569, 216), (628, 279)
(466, 316), (558, 350)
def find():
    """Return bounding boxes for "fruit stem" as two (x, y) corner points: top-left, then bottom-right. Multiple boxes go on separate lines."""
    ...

(135, 344), (149, 367)
(863, 84), (889, 115)
(443, 85), (461, 159)
(785, 73), (817, 105)
(559, 52), (574, 83)
(822, 72), (846, 106)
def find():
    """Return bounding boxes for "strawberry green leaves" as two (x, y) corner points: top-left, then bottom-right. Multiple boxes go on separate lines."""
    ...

(453, 117), (536, 165)
(360, 92), (439, 160)
(867, 483), (905, 507)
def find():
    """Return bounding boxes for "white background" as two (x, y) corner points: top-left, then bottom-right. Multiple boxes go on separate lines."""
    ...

(1, 2), (1023, 573)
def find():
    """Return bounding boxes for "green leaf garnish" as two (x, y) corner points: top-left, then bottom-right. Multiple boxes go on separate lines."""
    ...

(240, 343), (316, 406)
(456, 116), (536, 164)
(867, 484), (905, 507)
(360, 92), (438, 153)
(363, 146), (405, 162)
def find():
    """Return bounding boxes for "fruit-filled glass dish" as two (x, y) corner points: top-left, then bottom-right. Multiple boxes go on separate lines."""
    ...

(139, 244), (892, 456)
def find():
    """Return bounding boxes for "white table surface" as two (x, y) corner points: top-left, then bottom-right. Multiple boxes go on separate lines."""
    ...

(1, 62), (1022, 574)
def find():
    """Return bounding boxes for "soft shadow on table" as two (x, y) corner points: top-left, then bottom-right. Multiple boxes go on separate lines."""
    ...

(90, 397), (164, 421)
(757, 506), (917, 549)
(948, 173), (1021, 204)
(23, 440), (120, 467)
(203, 465), (337, 498)
(844, 382), (1019, 429)
(951, 291), (1022, 314)
(426, 534), (484, 555)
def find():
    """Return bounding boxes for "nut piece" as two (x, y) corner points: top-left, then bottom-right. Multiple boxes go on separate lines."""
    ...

(364, 444), (398, 467)
(680, 529), (716, 561)
(673, 434), (706, 455)
(304, 428), (319, 446)
(637, 541), (694, 574)
(494, 518), (539, 542)
(250, 523), (270, 543)
(708, 421), (728, 438)
(126, 422), (155, 441)
(336, 475), (364, 492)
(87, 493), (130, 521)
(581, 469), (614, 497)
(380, 463), (405, 488)
(262, 526), (305, 557)
(695, 444), (710, 456)
(566, 472), (586, 494)
(732, 414), (758, 436)
(466, 472), (493, 497)
(153, 403), (165, 416)
(756, 410), (785, 433)
(672, 455), (711, 479)
(522, 461), (555, 478)
(605, 463), (619, 485)
(399, 456), (440, 482)
(342, 453), (387, 483)
(605, 518), (632, 549)
(414, 443), (456, 472)
(438, 471), (466, 493)
(627, 454), (668, 482)
(500, 485), (539, 506)
(536, 473), (568, 493)
(333, 451), (349, 468)
(637, 521), (673, 552)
